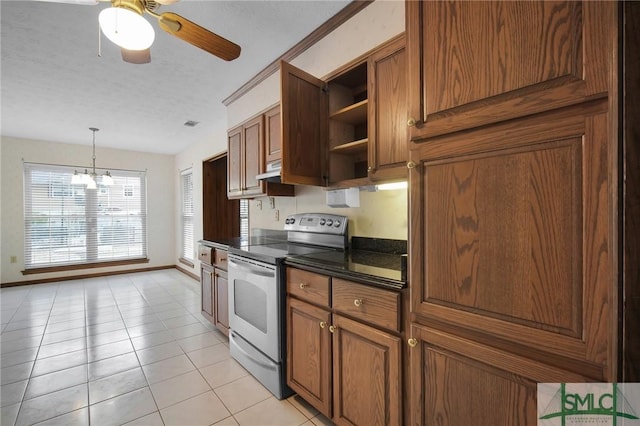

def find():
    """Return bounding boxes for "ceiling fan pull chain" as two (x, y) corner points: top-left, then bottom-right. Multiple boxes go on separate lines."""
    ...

(97, 17), (102, 57)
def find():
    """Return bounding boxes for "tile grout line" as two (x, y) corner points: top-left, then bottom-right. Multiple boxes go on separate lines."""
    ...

(15, 281), (59, 426)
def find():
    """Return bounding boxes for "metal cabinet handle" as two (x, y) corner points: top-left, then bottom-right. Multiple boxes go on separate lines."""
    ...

(408, 338), (418, 348)
(353, 298), (363, 307)
(299, 283), (308, 289)
(320, 321), (327, 329)
(219, 257), (227, 261)
(329, 325), (337, 333)
(407, 161), (417, 169)
(407, 118), (417, 127)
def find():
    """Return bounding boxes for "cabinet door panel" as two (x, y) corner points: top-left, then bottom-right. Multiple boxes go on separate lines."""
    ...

(409, 105), (614, 378)
(242, 115), (264, 197)
(407, 1), (616, 140)
(287, 297), (332, 417)
(201, 266), (214, 321)
(214, 269), (229, 335)
(408, 325), (591, 426)
(265, 105), (281, 164)
(368, 36), (408, 180)
(281, 61), (328, 186)
(332, 315), (401, 426)
(227, 128), (242, 198)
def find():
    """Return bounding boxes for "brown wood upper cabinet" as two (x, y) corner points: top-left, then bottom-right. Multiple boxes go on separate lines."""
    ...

(264, 104), (282, 165)
(227, 112), (294, 199)
(406, 1), (611, 141)
(227, 116), (264, 199)
(280, 34), (407, 188)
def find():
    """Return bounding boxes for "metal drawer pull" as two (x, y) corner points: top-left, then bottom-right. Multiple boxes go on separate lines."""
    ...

(408, 338), (417, 348)
(201, 252), (208, 256)
(219, 257), (227, 261)
(353, 298), (363, 307)
(329, 325), (337, 333)
(299, 283), (308, 289)
(320, 321), (327, 329)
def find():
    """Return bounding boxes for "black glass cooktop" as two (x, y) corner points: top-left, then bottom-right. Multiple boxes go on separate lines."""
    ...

(229, 243), (338, 265)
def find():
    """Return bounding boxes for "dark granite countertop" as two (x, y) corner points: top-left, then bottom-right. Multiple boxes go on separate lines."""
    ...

(285, 237), (408, 290)
(201, 234), (407, 291)
(199, 229), (288, 251)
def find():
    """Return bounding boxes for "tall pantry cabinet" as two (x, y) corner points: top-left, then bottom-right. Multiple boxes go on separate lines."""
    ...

(404, 1), (639, 425)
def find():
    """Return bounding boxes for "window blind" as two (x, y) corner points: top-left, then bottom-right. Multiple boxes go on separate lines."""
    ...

(240, 199), (249, 238)
(24, 163), (147, 269)
(181, 169), (194, 262)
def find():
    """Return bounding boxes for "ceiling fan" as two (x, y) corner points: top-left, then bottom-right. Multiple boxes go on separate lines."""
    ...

(39, 0), (241, 64)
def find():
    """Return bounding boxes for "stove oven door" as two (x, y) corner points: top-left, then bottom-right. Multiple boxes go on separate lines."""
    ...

(227, 253), (282, 362)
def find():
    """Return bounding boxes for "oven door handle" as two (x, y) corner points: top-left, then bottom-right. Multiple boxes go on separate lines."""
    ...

(230, 332), (277, 371)
(228, 259), (276, 278)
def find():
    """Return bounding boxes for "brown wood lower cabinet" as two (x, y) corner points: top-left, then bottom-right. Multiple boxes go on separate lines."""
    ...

(201, 263), (214, 322)
(287, 297), (332, 416)
(213, 269), (229, 334)
(286, 268), (402, 425)
(332, 314), (401, 426)
(409, 324), (590, 426)
(200, 246), (229, 336)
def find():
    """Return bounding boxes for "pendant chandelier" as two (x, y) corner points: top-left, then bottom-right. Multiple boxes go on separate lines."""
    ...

(71, 127), (114, 188)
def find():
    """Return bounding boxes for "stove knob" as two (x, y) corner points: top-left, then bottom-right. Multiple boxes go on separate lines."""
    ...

(326, 219), (333, 226)
(319, 219), (326, 225)
(289, 218), (295, 225)
(334, 220), (341, 227)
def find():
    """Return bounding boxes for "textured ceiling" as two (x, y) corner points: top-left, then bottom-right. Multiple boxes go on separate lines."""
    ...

(0, 0), (350, 154)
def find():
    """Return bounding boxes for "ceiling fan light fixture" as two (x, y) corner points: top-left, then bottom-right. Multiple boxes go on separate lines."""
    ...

(99, 6), (155, 51)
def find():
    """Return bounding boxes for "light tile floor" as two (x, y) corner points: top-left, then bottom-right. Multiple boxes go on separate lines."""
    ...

(0, 270), (334, 426)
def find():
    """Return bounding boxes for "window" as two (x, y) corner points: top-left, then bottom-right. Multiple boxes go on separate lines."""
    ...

(24, 163), (147, 270)
(181, 169), (194, 263)
(240, 199), (249, 238)
(123, 184), (134, 197)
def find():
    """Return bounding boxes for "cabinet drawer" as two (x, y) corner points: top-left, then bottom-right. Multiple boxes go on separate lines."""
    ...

(287, 268), (330, 308)
(332, 278), (400, 332)
(214, 249), (228, 270)
(198, 246), (213, 265)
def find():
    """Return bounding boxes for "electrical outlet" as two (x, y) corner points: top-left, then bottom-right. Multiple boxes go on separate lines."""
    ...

(269, 197), (275, 209)
(274, 210), (280, 221)
(256, 200), (262, 210)
(10, 256), (17, 264)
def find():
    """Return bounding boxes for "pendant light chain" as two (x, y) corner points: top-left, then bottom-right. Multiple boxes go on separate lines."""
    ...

(90, 127), (99, 176)
(72, 127), (113, 187)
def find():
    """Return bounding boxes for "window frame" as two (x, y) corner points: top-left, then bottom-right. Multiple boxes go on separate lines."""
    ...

(23, 162), (148, 274)
(179, 168), (194, 266)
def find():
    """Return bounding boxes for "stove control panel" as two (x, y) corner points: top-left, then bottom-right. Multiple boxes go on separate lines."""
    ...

(284, 213), (348, 236)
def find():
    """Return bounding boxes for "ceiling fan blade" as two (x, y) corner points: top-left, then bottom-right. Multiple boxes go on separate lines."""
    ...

(35, 0), (98, 4)
(158, 12), (241, 61)
(121, 48), (151, 64)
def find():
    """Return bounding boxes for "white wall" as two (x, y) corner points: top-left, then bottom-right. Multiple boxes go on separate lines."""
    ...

(227, 0), (405, 128)
(226, 0), (407, 240)
(173, 115), (229, 277)
(0, 136), (175, 284)
(249, 186), (407, 240)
